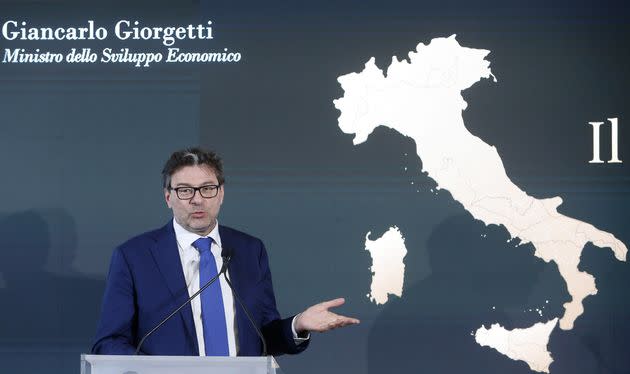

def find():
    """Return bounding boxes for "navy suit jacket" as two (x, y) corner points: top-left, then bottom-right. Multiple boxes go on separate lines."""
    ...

(92, 222), (308, 356)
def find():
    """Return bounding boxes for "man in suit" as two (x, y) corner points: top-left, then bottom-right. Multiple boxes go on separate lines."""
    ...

(92, 148), (358, 356)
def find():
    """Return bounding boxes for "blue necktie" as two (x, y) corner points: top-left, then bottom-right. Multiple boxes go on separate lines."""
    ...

(192, 237), (229, 356)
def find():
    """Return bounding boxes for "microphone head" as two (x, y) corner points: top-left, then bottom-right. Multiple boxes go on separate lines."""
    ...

(221, 246), (233, 260)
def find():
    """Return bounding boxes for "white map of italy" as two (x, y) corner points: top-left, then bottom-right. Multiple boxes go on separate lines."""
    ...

(334, 35), (627, 373)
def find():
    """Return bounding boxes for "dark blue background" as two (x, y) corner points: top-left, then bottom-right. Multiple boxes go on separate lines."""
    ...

(0, 1), (628, 373)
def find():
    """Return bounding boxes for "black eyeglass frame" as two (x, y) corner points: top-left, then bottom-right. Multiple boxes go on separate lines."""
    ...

(168, 184), (222, 200)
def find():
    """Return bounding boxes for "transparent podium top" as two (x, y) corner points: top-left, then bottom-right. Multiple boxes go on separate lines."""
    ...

(81, 354), (283, 374)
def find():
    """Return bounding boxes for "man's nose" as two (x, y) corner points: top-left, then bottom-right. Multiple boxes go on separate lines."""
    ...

(189, 190), (204, 204)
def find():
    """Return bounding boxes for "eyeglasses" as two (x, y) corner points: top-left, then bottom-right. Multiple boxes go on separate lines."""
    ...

(169, 184), (221, 200)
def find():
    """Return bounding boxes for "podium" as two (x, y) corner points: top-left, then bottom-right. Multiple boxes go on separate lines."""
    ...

(80, 354), (283, 374)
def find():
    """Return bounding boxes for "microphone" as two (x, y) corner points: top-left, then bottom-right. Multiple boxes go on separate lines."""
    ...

(134, 246), (232, 355)
(221, 246), (268, 357)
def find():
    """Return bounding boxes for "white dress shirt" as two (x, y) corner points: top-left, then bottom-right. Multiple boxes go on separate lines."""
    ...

(173, 219), (309, 357)
(173, 219), (238, 356)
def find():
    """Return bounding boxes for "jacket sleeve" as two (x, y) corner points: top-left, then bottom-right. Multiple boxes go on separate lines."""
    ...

(91, 247), (142, 355)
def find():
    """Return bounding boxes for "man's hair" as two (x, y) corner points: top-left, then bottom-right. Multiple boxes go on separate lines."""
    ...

(161, 147), (225, 189)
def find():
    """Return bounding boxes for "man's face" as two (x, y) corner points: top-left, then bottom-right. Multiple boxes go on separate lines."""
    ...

(164, 165), (224, 235)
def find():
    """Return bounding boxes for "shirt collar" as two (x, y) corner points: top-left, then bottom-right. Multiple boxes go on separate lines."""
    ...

(172, 218), (222, 251)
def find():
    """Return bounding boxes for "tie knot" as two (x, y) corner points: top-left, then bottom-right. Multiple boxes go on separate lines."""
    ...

(193, 237), (213, 253)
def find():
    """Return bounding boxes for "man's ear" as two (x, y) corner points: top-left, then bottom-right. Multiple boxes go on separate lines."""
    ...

(218, 185), (225, 206)
(164, 188), (172, 208)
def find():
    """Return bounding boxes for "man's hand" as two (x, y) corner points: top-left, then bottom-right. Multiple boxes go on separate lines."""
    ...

(294, 298), (360, 334)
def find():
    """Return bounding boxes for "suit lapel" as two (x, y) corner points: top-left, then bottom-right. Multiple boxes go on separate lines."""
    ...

(150, 222), (198, 354)
(219, 226), (248, 355)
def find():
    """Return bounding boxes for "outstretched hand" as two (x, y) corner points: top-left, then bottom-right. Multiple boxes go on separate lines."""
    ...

(294, 298), (360, 334)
